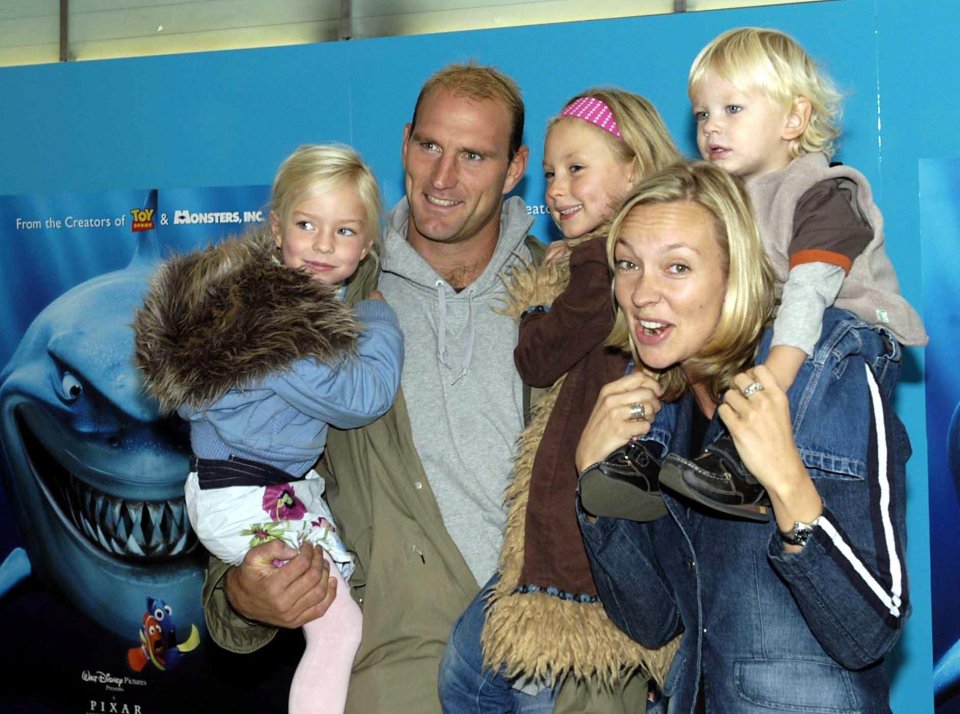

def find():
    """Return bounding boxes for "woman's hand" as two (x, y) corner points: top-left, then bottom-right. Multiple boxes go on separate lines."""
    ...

(575, 371), (663, 472)
(718, 365), (822, 536)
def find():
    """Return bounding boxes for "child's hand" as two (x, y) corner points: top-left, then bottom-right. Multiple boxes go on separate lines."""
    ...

(368, 290), (385, 301)
(544, 241), (571, 265)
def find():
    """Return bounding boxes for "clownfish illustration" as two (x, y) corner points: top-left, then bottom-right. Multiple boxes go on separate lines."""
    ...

(127, 596), (200, 672)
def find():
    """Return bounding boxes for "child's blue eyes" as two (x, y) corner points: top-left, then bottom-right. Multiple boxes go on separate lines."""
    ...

(694, 106), (743, 120)
(542, 165), (585, 180)
(294, 222), (356, 237)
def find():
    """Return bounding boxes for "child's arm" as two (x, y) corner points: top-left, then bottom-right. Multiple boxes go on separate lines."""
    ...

(768, 262), (843, 391)
(514, 237), (615, 387)
(764, 345), (809, 394)
(273, 299), (404, 427)
(766, 179), (873, 392)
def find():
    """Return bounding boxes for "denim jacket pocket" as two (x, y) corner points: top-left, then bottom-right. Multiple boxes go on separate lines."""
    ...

(788, 310), (891, 480)
(735, 658), (861, 712)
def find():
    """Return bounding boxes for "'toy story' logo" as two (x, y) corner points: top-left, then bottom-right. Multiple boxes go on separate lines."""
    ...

(130, 208), (156, 233)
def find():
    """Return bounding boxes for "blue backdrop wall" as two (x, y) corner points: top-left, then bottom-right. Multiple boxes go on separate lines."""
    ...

(0, 0), (950, 710)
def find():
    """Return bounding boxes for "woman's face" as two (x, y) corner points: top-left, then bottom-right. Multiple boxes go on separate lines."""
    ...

(613, 200), (727, 378)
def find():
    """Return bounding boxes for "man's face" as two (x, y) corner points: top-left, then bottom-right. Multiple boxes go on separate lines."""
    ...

(401, 88), (527, 249)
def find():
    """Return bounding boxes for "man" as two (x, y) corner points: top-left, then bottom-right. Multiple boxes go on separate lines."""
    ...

(201, 63), (540, 713)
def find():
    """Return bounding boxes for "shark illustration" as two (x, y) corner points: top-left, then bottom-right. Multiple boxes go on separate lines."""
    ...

(0, 226), (206, 639)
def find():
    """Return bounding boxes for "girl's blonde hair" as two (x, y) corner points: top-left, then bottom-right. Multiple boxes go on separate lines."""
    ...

(688, 27), (843, 159)
(271, 143), (382, 247)
(550, 88), (682, 182)
(607, 161), (776, 402)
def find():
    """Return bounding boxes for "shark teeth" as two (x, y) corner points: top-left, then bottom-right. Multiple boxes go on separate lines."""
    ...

(60, 476), (196, 559)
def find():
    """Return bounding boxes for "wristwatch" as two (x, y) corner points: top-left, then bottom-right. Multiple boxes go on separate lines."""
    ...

(778, 516), (821, 547)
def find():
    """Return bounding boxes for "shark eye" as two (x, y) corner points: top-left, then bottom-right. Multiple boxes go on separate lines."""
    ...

(60, 372), (83, 401)
(154, 608), (165, 621)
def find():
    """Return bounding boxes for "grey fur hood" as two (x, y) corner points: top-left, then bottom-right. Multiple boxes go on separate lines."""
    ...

(133, 229), (357, 414)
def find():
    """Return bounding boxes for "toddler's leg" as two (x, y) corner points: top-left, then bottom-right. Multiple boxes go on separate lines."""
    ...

(288, 552), (362, 714)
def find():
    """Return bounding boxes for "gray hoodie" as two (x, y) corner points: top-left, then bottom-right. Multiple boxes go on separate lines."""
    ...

(378, 195), (535, 584)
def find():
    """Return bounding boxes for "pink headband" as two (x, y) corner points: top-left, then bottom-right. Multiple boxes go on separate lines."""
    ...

(559, 96), (623, 139)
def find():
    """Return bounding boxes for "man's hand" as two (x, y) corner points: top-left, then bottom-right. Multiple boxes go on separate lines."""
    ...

(224, 540), (336, 628)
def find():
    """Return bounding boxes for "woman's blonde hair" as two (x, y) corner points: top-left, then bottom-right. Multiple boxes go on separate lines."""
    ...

(688, 27), (843, 159)
(549, 88), (682, 182)
(607, 161), (776, 402)
(271, 143), (382, 247)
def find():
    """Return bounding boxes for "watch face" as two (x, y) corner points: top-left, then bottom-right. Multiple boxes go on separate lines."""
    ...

(781, 522), (816, 546)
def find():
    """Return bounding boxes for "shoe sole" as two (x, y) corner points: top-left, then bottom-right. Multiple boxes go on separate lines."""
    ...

(658, 457), (771, 523)
(579, 469), (668, 522)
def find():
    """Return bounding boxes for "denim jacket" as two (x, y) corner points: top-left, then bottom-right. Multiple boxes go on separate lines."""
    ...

(580, 309), (911, 713)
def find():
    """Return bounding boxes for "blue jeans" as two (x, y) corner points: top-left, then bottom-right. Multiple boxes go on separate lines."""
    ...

(439, 577), (556, 714)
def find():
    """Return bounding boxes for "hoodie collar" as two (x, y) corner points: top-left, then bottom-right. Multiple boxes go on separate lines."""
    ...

(381, 196), (534, 295)
(382, 196), (535, 383)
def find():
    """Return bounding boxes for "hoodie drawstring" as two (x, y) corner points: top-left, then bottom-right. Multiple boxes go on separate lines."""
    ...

(452, 288), (476, 385)
(434, 279), (476, 384)
(435, 279), (450, 367)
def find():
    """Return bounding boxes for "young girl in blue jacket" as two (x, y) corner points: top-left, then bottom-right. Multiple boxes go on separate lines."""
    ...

(134, 144), (403, 714)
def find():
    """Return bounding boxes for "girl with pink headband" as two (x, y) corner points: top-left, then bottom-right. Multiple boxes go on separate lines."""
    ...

(438, 89), (681, 712)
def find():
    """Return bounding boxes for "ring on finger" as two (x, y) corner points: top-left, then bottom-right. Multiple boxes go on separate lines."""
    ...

(742, 381), (764, 398)
(628, 402), (647, 421)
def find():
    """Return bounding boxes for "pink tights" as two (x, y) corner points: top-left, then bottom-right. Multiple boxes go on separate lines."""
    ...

(288, 553), (362, 714)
